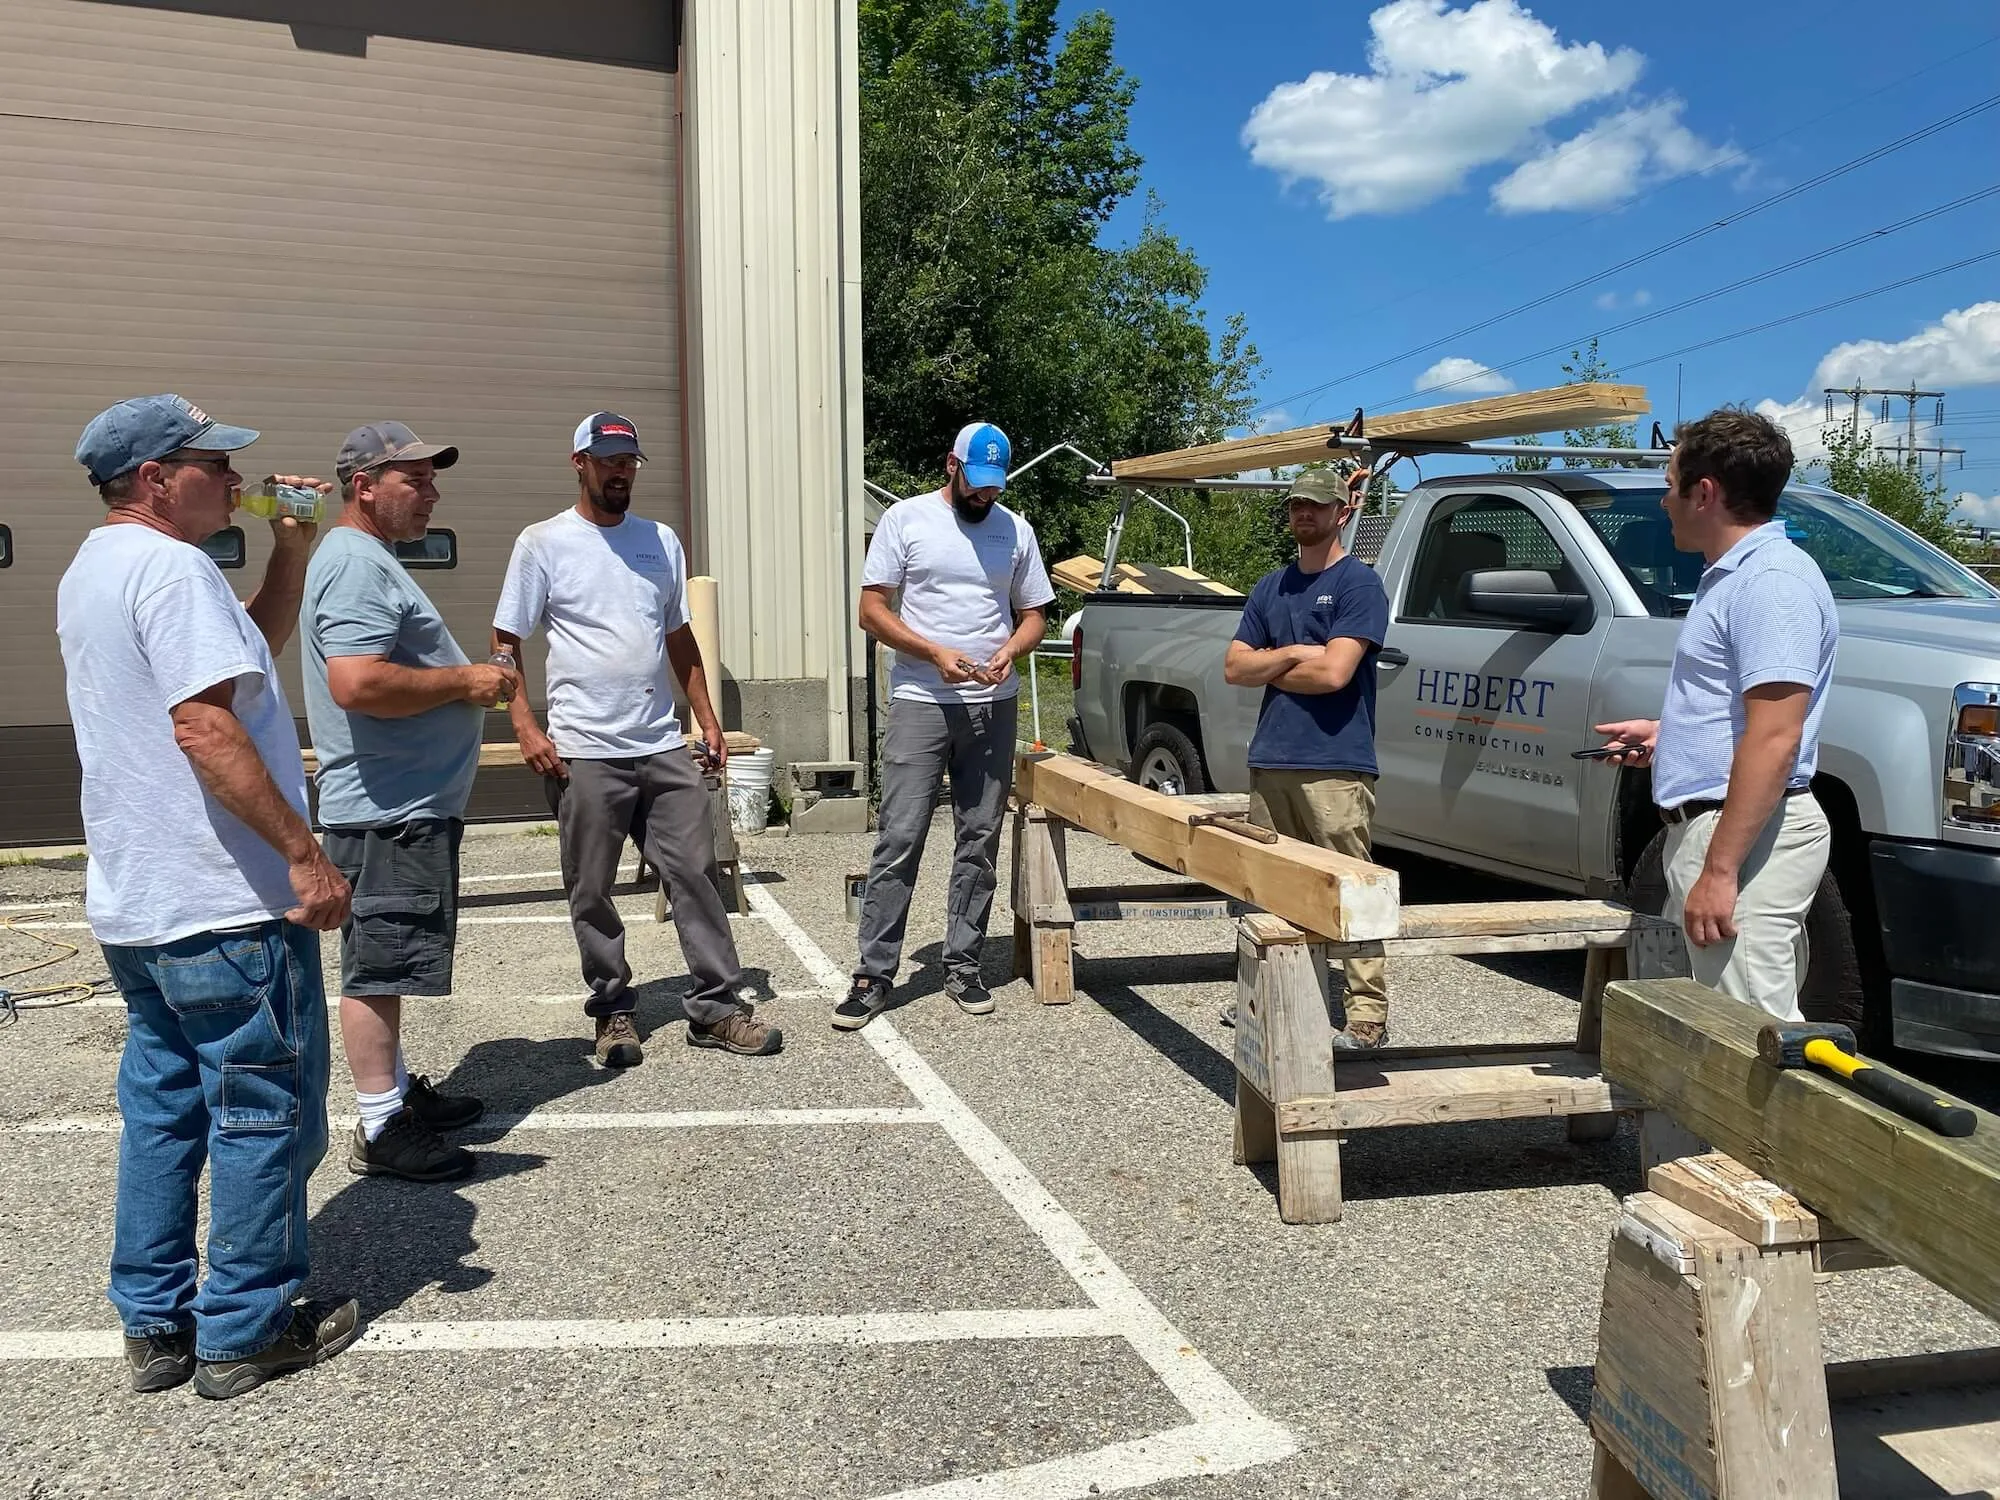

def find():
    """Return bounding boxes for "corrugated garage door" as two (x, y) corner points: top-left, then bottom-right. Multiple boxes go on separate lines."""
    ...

(0, 0), (681, 843)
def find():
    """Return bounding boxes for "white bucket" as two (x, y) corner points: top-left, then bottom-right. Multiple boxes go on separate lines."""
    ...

(727, 748), (776, 834)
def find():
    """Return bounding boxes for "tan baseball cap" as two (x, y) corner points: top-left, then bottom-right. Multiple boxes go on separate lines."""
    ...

(1281, 470), (1356, 505)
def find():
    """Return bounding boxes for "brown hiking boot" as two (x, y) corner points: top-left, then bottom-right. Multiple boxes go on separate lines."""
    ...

(687, 1006), (783, 1056)
(594, 1012), (644, 1068)
(1332, 1020), (1388, 1052)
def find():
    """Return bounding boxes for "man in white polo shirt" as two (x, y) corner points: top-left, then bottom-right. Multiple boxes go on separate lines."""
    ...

(493, 413), (781, 1068)
(1595, 407), (1839, 1018)
(833, 420), (1055, 1030)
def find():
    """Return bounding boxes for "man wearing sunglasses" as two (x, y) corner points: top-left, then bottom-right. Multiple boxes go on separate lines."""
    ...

(58, 394), (358, 1398)
(301, 422), (511, 1184)
(492, 413), (782, 1068)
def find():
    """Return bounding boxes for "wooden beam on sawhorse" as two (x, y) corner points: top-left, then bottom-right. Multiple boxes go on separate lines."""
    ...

(1009, 805), (1074, 1004)
(1230, 902), (1683, 1224)
(1589, 1151), (2000, 1499)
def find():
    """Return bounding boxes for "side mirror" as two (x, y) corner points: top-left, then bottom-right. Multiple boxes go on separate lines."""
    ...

(1459, 568), (1592, 631)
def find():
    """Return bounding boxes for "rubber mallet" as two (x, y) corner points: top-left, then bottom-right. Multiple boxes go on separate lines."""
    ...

(1757, 1021), (1976, 1138)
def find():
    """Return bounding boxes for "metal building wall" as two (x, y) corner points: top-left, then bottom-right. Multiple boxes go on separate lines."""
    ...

(0, 0), (682, 843)
(680, 0), (865, 763)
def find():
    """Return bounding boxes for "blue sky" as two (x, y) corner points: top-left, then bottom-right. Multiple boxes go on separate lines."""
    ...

(1063, 0), (2000, 523)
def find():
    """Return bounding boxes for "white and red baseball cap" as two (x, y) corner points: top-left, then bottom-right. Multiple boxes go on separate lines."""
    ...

(573, 411), (647, 461)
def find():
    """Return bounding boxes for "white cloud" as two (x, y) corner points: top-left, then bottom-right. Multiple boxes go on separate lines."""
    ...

(1492, 99), (1730, 212)
(1594, 287), (1653, 311)
(1810, 301), (2000, 392)
(1241, 1), (1726, 218)
(1415, 356), (1514, 394)
(1952, 492), (2000, 530)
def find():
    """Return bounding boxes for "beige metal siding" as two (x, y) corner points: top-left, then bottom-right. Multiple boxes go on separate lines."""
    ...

(681, 0), (864, 755)
(0, 0), (682, 740)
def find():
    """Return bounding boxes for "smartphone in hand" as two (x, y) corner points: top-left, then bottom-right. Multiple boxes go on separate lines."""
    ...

(1571, 744), (1629, 760)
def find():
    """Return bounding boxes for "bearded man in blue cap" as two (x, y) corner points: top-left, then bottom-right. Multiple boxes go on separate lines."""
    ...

(57, 395), (359, 1399)
(833, 421), (1055, 1030)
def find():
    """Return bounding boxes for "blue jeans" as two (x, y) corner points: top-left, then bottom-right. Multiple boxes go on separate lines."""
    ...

(103, 921), (330, 1362)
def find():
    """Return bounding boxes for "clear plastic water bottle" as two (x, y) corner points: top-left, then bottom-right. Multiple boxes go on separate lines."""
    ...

(237, 477), (325, 523)
(488, 650), (517, 709)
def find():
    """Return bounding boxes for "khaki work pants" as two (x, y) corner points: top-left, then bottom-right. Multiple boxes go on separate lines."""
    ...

(1247, 769), (1388, 1027)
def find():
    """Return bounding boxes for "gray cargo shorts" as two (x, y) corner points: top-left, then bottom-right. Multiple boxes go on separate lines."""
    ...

(321, 818), (463, 998)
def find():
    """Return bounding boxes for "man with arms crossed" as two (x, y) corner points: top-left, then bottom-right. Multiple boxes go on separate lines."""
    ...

(302, 423), (507, 1183)
(1223, 468), (1391, 1049)
(1596, 408), (1837, 1019)
(60, 394), (357, 1399)
(833, 421), (1055, 1030)
(494, 413), (781, 1067)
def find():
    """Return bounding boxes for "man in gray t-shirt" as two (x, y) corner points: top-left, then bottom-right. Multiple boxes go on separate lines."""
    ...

(302, 422), (515, 1183)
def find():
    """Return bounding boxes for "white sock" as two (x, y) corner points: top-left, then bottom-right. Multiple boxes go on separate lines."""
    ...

(356, 1086), (404, 1142)
(393, 1045), (410, 1097)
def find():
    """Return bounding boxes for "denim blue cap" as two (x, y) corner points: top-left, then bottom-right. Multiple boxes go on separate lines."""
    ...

(75, 394), (259, 487)
(952, 421), (1011, 491)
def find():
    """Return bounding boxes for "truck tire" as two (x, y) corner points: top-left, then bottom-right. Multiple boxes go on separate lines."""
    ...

(1628, 827), (1866, 1033)
(1129, 722), (1207, 798)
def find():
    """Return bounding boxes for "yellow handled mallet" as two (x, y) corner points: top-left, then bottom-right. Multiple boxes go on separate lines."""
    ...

(1757, 1022), (1975, 1137)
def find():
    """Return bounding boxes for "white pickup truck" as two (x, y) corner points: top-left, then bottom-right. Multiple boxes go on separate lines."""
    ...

(1068, 468), (2000, 1060)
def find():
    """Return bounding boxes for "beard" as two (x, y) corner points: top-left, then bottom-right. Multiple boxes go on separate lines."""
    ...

(952, 492), (995, 523)
(590, 478), (633, 514)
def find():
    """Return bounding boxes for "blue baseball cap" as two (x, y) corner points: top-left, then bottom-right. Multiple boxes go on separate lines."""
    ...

(573, 411), (647, 460)
(952, 421), (1011, 490)
(75, 394), (259, 487)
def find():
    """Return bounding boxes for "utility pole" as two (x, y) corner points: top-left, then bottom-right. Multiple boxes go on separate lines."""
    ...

(1875, 439), (1966, 496)
(1822, 381), (1946, 442)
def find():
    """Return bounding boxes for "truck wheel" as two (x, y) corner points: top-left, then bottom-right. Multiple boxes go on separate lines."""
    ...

(1628, 827), (1867, 1033)
(1130, 723), (1207, 797)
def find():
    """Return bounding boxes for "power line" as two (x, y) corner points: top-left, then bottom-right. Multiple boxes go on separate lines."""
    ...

(1249, 88), (2000, 418)
(1251, 30), (2000, 376)
(1610, 249), (2000, 377)
(1372, 185), (2000, 408)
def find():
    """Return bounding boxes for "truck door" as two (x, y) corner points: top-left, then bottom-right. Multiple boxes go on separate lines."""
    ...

(1374, 489), (1613, 881)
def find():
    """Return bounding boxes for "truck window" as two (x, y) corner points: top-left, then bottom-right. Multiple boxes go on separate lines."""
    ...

(1402, 496), (1581, 621)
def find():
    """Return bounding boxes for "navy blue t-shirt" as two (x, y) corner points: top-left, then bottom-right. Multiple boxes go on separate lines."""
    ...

(1233, 556), (1390, 773)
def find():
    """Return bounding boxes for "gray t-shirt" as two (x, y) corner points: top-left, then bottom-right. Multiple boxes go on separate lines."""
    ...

(302, 525), (481, 828)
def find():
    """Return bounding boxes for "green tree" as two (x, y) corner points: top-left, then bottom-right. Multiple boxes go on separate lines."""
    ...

(1808, 421), (1965, 556)
(859, 0), (1262, 581)
(1498, 339), (1638, 472)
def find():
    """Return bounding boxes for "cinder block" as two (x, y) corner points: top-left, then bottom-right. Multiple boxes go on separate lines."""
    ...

(789, 794), (871, 834)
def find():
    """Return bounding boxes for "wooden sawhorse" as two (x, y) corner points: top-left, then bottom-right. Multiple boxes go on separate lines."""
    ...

(1590, 1151), (2000, 1499)
(1231, 903), (1685, 1223)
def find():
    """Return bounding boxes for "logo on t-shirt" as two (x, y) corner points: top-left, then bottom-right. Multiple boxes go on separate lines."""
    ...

(1316, 594), (1334, 605)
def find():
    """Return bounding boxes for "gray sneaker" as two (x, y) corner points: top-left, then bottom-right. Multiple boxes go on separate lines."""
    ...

(945, 975), (995, 1016)
(124, 1327), (194, 1393)
(192, 1298), (361, 1401)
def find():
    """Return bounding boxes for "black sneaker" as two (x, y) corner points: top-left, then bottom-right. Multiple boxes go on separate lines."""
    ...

(405, 1074), (484, 1131)
(347, 1109), (475, 1182)
(945, 975), (994, 1016)
(831, 976), (890, 1031)
(192, 1297), (361, 1401)
(124, 1327), (194, 1393)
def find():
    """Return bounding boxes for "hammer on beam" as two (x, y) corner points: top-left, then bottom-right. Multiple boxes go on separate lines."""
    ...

(1757, 1022), (1976, 1137)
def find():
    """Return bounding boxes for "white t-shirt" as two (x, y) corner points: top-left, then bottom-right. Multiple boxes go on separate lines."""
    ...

(861, 490), (1055, 703)
(56, 525), (307, 947)
(494, 509), (693, 758)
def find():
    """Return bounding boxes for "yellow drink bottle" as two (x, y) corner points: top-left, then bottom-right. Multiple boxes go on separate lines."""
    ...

(237, 478), (325, 523)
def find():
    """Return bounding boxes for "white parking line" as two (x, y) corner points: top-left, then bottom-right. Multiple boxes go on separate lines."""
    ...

(743, 880), (1296, 1496)
(3, 1107), (934, 1136)
(0, 1307), (1122, 1362)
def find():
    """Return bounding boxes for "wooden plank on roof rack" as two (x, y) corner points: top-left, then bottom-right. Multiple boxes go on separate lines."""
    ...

(1112, 382), (1650, 481)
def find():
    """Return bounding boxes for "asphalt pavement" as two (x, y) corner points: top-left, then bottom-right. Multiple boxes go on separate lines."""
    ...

(1, 817), (1993, 1499)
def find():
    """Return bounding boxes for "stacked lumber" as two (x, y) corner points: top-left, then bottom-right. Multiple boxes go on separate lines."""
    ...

(1601, 977), (2000, 1321)
(1112, 382), (1649, 481)
(1016, 752), (1397, 942)
(1050, 555), (1243, 597)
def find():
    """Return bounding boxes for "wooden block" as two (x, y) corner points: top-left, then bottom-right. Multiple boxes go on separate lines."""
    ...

(1603, 977), (2000, 1322)
(1017, 809), (1074, 1006)
(1278, 1049), (1631, 1133)
(1590, 1228), (1719, 1500)
(1698, 1240), (1835, 1497)
(1647, 1152), (1830, 1248)
(1257, 933), (1343, 1224)
(1018, 754), (1397, 942)
(1234, 1079), (1277, 1167)
(1113, 382), (1650, 480)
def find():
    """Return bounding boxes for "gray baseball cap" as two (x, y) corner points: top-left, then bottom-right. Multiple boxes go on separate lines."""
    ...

(336, 421), (460, 484)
